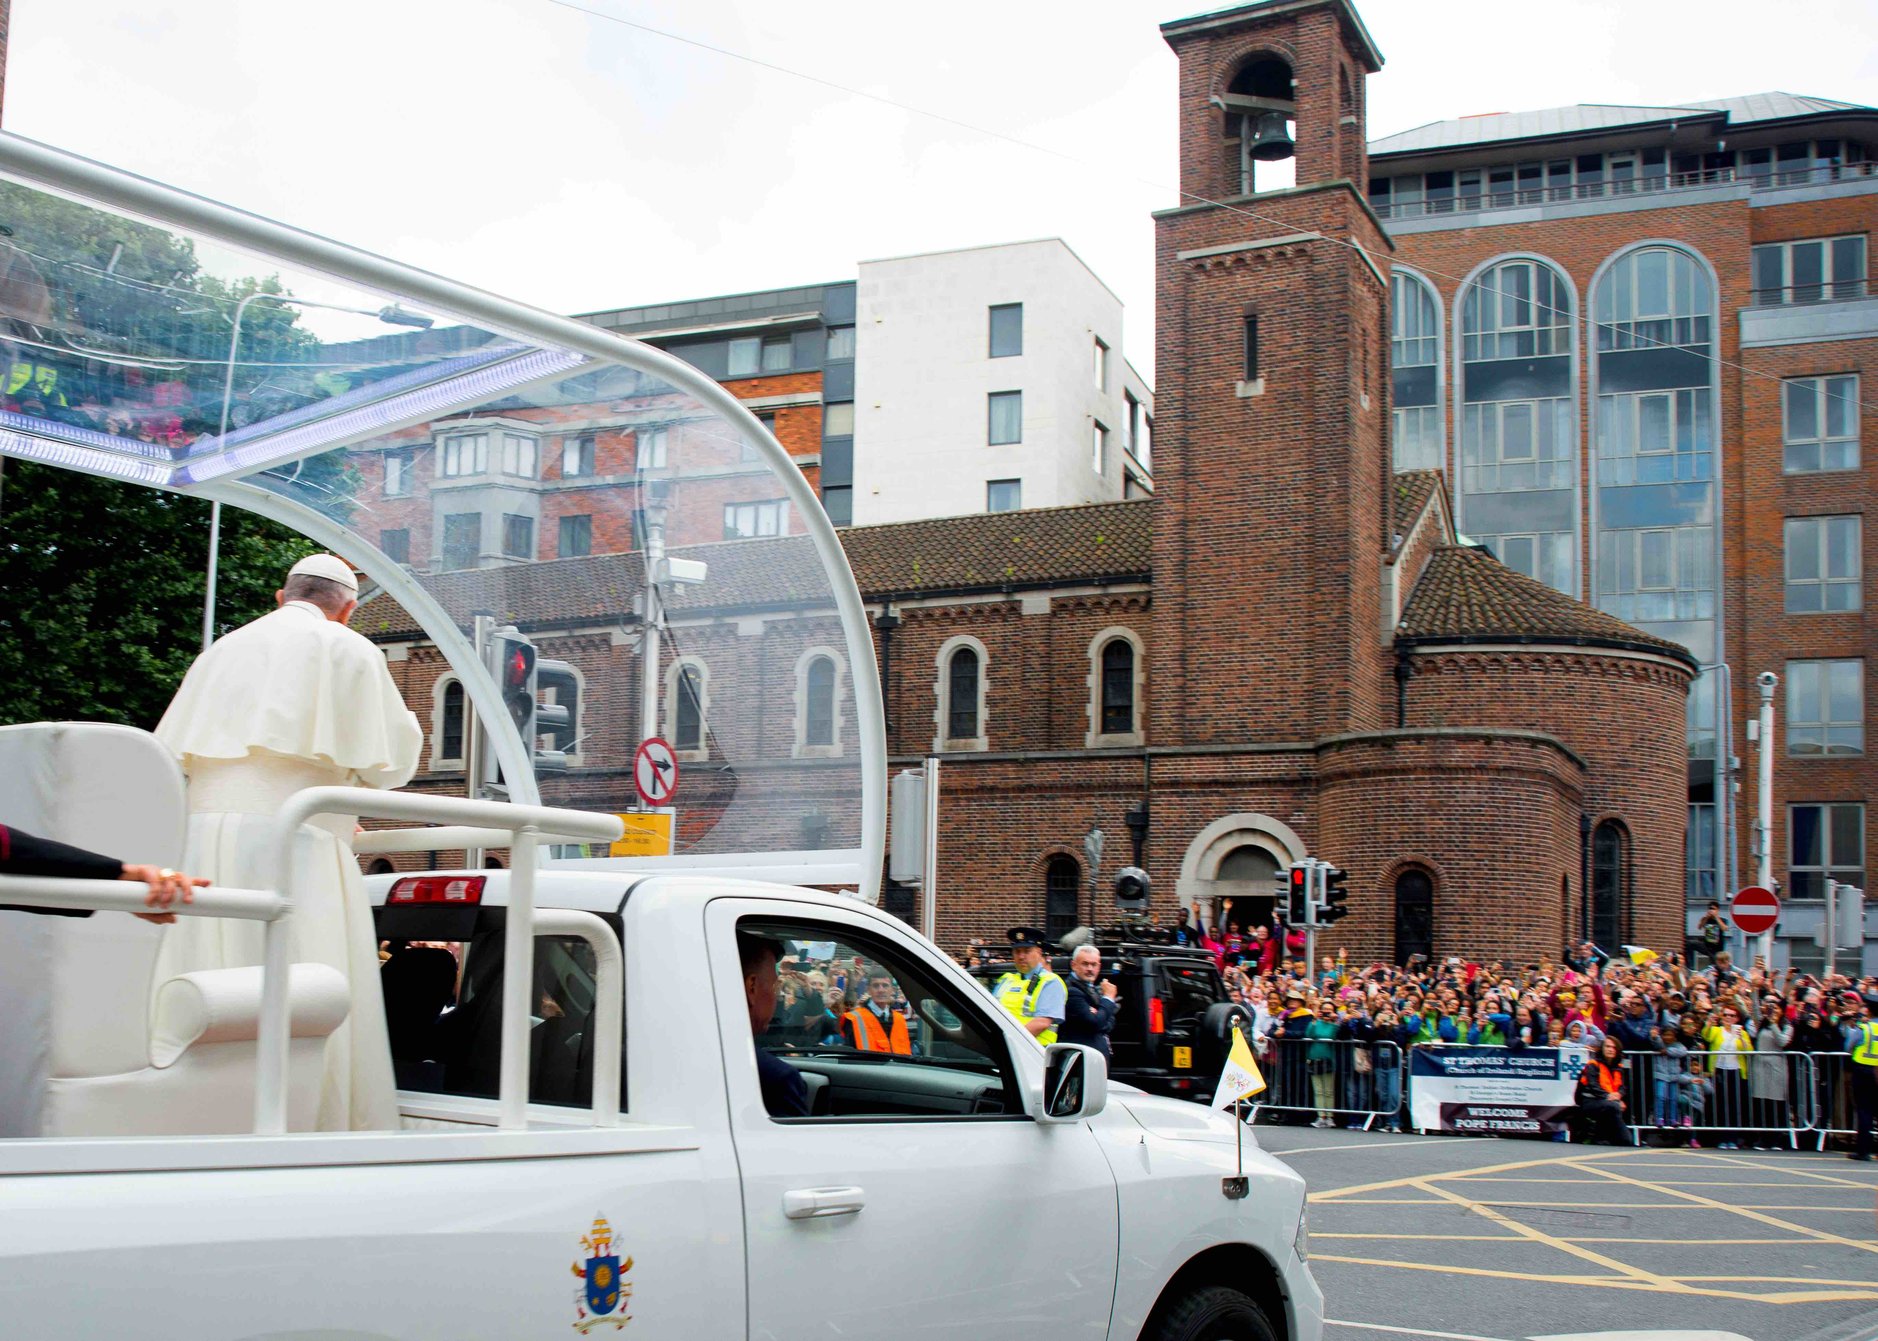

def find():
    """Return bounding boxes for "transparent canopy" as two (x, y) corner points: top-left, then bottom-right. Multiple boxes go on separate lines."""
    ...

(0, 134), (882, 896)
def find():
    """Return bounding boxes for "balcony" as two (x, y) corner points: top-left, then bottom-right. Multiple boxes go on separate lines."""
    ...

(1373, 160), (1878, 224)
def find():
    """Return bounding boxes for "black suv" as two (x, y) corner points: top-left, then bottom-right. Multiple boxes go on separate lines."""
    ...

(971, 937), (1249, 1101)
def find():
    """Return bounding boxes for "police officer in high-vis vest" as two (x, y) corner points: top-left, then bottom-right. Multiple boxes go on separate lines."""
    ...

(1848, 993), (1878, 1162)
(993, 927), (1066, 1046)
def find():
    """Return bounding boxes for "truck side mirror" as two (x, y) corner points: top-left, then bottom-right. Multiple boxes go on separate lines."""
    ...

(1038, 1043), (1108, 1122)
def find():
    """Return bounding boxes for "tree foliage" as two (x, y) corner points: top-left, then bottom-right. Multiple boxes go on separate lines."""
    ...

(0, 460), (315, 729)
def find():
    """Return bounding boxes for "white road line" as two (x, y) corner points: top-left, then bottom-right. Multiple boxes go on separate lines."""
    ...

(1324, 1321), (1514, 1341)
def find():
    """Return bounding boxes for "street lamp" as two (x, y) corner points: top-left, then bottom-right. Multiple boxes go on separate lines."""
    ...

(200, 293), (434, 650)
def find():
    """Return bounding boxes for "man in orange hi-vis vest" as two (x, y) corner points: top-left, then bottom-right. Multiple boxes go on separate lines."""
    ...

(842, 970), (912, 1054)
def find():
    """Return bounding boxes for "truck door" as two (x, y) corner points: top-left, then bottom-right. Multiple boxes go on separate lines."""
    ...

(706, 899), (1118, 1340)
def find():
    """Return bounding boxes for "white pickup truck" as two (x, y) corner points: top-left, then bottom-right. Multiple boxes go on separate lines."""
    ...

(3, 858), (1319, 1341)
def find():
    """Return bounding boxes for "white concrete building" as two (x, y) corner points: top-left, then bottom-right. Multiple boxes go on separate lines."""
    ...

(850, 239), (1152, 525)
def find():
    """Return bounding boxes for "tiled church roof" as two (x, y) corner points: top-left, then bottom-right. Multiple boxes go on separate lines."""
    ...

(1398, 545), (1696, 664)
(839, 499), (1151, 596)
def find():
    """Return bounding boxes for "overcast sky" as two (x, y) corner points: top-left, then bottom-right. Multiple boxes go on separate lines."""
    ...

(11, 0), (1877, 379)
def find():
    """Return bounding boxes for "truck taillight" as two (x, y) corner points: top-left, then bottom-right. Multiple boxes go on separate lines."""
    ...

(1148, 997), (1165, 1034)
(388, 876), (484, 905)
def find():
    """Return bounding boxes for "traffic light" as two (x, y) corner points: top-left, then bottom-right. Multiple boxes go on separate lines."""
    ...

(1319, 865), (1350, 925)
(483, 627), (575, 782)
(1286, 863), (1310, 923)
(1114, 866), (1151, 911)
(534, 658), (577, 776)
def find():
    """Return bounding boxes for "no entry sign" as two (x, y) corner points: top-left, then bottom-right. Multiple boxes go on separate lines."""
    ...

(1731, 885), (1780, 936)
(633, 737), (680, 808)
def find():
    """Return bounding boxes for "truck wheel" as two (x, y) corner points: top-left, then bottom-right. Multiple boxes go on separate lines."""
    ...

(1200, 1002), (1252, 1067)
(1146, 1285), (1277, 1341)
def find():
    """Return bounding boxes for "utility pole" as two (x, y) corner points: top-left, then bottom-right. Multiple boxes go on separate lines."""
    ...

(1303, 857), (1321, 976)
(1754, 672), (1778, 966)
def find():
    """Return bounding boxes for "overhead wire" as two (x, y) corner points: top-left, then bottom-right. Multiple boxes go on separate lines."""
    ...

(544, 0), (1878, 418)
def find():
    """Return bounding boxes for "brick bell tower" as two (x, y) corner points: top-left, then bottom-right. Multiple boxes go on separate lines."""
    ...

(1150, 0), (1393, 749)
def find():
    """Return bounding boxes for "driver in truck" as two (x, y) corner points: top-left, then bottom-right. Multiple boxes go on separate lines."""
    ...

(740, 929), (810, 1117)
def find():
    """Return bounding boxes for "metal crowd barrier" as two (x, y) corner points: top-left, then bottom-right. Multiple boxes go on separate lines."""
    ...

(1250, 1037), (1403, 1130)
(1808, 1052), (1858, 1150)
(1615, 1049), (1815, 1148)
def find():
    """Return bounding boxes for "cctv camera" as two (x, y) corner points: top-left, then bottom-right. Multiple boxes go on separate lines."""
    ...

(1755, 671), (1778, 689)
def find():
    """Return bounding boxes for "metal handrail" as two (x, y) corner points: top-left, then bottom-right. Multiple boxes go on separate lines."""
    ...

(253, 787), (622, 1134)
(353, 825), (609, 855)
(0, 876), (282, 921)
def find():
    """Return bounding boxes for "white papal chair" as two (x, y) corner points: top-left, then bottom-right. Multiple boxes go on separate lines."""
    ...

(0, 721), (346, 1137)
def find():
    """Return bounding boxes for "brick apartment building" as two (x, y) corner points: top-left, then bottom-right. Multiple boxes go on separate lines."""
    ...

(1369, 63), (1878, 969)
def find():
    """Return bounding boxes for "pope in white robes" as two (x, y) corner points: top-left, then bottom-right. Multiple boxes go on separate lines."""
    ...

(154, 553), (421, 1131)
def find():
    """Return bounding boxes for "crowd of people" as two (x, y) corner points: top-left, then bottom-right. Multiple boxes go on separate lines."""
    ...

(1169, 899), (1877, 1155)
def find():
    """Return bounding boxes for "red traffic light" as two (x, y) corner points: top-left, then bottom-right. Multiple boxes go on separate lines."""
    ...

(503, 644), (533, 690)
(1289, 867), (1308, 893)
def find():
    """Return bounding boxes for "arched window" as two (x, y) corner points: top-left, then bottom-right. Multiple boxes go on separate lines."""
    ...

(1393, 868), (1434, 967)
(1215, 845), (1279, 932)
(367, 858), (395, 877)
(437, 678), (465, 765)
(1457, 255), (1578, 595)
(674, 664), (705, 752)
(1588, 242), (1721, 812)
(1591, 821), (1628, 952)
(1390, 270), (1443, 471)
(1100, 640), (1134, 736)
(1223, 56), (1295, 195)
(1045, 856), (1082, 943)
(805, 655), (836, 747)
(947, 647), (980, 740)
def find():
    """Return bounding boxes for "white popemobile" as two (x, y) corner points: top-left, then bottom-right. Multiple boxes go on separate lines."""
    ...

(0, 133), (1321, 1341)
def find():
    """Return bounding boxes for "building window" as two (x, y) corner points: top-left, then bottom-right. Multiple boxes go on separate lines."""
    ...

(1784, 375), (1860, 473)
(1045, 856), (1082, 944)
(746, 412), (775, 462)
(636, 425), (668, 470)
(1478, 532), (1573, 593)
(1591, 821), (1628, 952)
(558, 514), (592, 559)
(1785, 515), (1861, 612)
(672, 662), (706, 754)
(1788, 660), (1864, 756)
(803, 653), (833, 747)
(1595, 389), (1713, 485)
(827, 325), (856, 360)
(500, 432), (538, 478)
(822, 486), (852, 527)
(1393, 869), (1434, 967)
(1242, 314), (1259, 381)
(1593, 245), (1713, 351)
(823, 402), (855, 436)
(1460, 258), (1571, 360)
(725, 499), (787, 539)
(727, 336), (769, 377)
(440, 432), (488, 477)
(439, 680), (465, 764)
(1093, 337), (1109, 391)
(1390, 271), (1443, 472)
(760, 335), (791, 373)
(988, 391), (1022, 445)
(1092, 421), (1108, 475)
(989, 303), (1023, 358)
(501, 513), (534, 560)
(1790, 803), (1865, 901)
(1752, 236), (1867, 305)
(563, 435), (595, 478)
(379, 528), (410, 566)
(986, 479), (1021, 513)
(1596, 524), (1714, 622)
(1124, 391), (1142, 457)
(1463, 398), (1574, 491)
(946, 648), (979, 740)
(1099, 639), (1134, 736)
(442, 512), (480, 571)
(383, 450), (412, 497)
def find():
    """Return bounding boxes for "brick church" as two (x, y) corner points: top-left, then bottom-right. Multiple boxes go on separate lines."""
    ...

(833, 0), (1695, 962)
(364, 0), (1697, 964)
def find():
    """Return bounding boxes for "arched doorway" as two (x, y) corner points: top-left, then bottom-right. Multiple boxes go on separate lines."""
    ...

(1044, 855), (1082, 944)
(1215, 845), (1279, 934)
(1394, 869), (1434, 966)
(1592, 821), (1628, 951)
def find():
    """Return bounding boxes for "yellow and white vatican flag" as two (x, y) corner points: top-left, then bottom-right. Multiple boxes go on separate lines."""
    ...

(1212, 1026), (1267, 1109)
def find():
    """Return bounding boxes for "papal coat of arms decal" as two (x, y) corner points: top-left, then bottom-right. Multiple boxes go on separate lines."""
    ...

(571, 1215), (633, 1333)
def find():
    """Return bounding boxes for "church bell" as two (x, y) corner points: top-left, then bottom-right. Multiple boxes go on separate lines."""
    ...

(1247, 111), (1296, 162)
